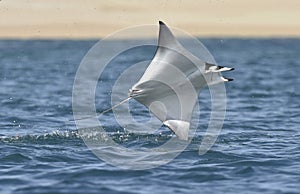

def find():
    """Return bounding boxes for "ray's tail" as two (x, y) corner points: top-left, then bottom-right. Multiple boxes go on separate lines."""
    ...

(99, 97), (131, 115)
(72, 97), (131, 121)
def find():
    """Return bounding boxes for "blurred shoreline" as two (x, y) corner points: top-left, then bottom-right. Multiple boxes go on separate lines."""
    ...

(1, 25), (300, 39)
(1, 0), (300, 39)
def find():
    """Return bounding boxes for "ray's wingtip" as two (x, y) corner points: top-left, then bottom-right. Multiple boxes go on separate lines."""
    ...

(159, 21), (165, 25)
(226, 78), (234, 82)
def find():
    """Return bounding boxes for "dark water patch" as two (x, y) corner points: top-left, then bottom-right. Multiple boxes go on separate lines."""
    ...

(0, 153), (31, 163)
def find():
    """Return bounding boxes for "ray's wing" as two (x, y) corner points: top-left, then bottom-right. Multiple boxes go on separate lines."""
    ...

(129, 21), (233, 140)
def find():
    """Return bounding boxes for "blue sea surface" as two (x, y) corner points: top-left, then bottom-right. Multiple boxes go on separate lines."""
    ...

(0, 39), (299, 193)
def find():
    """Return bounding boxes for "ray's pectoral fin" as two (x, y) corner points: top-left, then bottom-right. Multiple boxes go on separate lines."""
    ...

(163, 120), (190, 141)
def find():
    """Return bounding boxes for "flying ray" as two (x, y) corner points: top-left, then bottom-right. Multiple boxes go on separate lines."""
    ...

(128, 21), (234, 140)
(75, 21), (233, 141)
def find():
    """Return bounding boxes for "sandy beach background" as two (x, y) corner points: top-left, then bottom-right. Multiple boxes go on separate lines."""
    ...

(1, 0), (300, 38)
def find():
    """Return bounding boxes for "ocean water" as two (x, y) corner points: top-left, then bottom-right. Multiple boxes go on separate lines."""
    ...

(0, 39), (300, 193)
